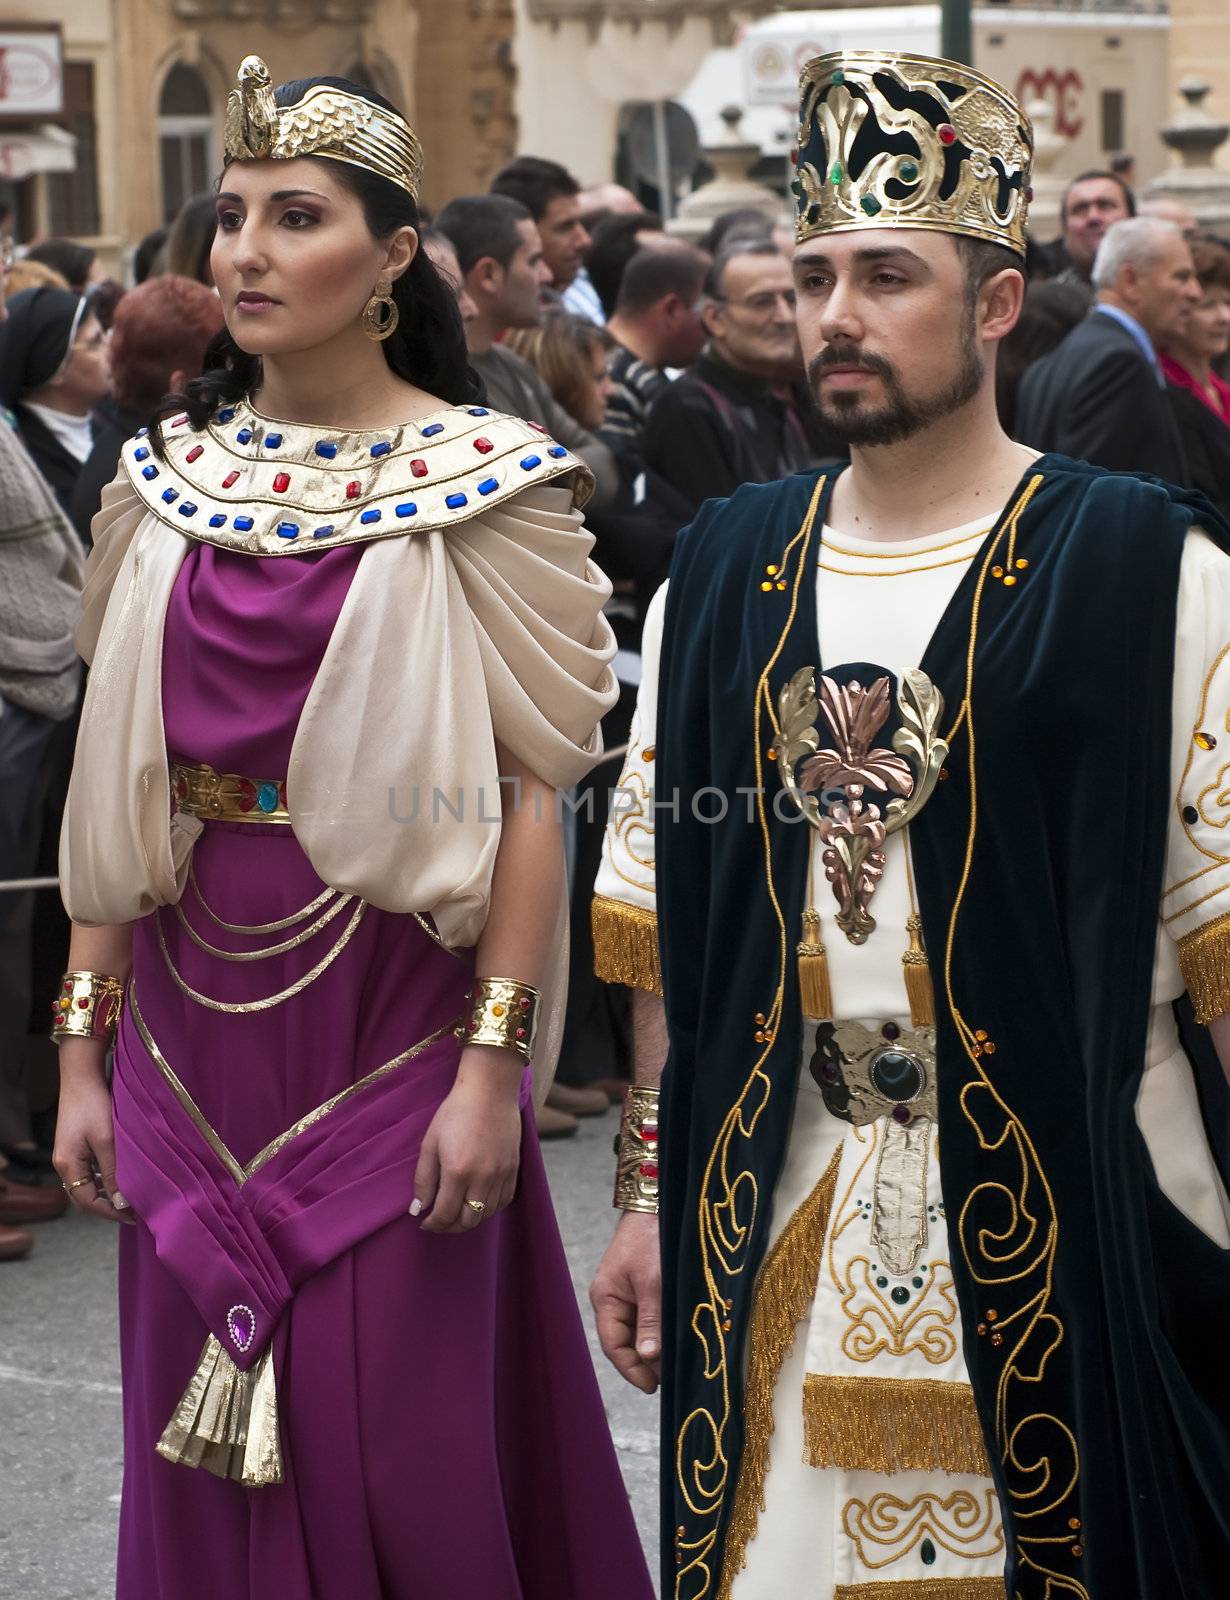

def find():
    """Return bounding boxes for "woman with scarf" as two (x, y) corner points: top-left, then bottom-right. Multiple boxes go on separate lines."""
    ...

(0, 285), (111, 515)
(52, 57), (651, 1600)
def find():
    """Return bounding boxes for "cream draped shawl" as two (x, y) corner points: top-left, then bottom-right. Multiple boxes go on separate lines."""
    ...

(60, 473), (618, 1093)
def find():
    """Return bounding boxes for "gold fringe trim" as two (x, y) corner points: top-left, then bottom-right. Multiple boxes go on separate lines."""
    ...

(798, 908), (834, 1020)
(803, 1375), (991, 1478)
(591, 894), (663, 995)
(157, 1334), (284, 1486)
(835, 1579), (1006, 1599)
(1178, 909), (1230, 1024)
(717, 1148), (842, 1600)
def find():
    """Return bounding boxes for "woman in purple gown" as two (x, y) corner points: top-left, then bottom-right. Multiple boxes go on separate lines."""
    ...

(52, 56), (652, 1599)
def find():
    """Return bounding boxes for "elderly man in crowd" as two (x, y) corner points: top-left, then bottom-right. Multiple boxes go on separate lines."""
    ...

(1016, 216), (1199, 482)
(434, 192), (617, 508)
(643, 239), (826, 519)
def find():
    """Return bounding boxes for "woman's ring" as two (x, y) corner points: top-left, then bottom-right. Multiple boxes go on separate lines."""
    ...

(464, 1198), (485, 1216)
(65, 1175), (98, 1191)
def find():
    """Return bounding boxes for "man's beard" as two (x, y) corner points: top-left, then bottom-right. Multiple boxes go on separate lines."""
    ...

(808, 316), (983, 447)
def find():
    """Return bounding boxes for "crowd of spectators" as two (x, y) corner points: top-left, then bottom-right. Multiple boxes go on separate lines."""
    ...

(1, 150), (1227, 1247)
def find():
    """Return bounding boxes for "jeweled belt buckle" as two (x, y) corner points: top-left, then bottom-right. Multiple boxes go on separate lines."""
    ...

(810, 1019), (937, 1274)
(170, 761), (291, 824)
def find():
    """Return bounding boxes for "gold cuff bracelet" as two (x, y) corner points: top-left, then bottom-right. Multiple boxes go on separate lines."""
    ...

(613, 1086), (660, 1214)
(456, 977), (540, 1062)
(51, 971), (126, 1045)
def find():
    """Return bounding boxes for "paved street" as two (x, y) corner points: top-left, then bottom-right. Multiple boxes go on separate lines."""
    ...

(0, 1105), (660, 1597)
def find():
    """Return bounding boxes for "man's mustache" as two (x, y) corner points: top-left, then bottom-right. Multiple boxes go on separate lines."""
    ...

(808, 346), (896, 383)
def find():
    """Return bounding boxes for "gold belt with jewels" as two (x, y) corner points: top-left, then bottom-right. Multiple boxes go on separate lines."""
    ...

(170, 761), (291, 825)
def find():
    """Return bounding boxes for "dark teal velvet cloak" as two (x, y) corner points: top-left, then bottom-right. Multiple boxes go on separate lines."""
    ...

(655, 455), (1230, 1599)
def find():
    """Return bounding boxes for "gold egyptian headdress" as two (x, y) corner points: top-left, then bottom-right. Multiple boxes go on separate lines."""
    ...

(223, 55), (424, 201)
(793, 51), (1033, 258)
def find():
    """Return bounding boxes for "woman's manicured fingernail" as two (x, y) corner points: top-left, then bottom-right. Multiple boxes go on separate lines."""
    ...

(638, 1339), (659, 1358)
(112, 1191), (130, 1210)
(409, 1197), (423, 1217)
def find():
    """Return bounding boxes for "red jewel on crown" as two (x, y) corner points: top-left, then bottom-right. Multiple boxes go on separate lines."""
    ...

(938, 123), (957, 146)
(410, 459), (428, 478)
(345, 480), (362, 499)
(222, 470), (240, 488)
(186, 444), (204, 463)
(272, 472), (291, 493)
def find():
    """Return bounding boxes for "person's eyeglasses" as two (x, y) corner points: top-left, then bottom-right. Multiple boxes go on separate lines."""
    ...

(712, 288), (797, 317)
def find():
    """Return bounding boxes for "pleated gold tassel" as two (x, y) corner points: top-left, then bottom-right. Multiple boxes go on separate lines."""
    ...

(797, 908), (833, 1021)
(802, 1373), (991, 1477)
(902, 913), (936, 1028)
(717, 1148), (841, 1599)
(157, 1334), (284, 1486)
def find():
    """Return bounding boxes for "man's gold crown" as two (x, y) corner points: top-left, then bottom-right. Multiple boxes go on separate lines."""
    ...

(793, 52), (1033, 259)
(223, 56), (424, 200)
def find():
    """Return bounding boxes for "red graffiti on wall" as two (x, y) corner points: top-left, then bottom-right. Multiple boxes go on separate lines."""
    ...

(1016, 67), (1085, 140)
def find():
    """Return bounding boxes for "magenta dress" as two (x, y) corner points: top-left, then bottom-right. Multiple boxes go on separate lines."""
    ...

(110, 541), (651, 1598)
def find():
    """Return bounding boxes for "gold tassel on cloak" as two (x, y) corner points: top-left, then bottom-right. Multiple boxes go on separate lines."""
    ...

(157, 1335), (284, 1486)
(797, 907), (833, 1021)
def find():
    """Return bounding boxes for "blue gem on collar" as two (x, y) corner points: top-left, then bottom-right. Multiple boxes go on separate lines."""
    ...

(264, 433), (283, 449)
(477, 477), (498, 495)
(396, 502), (417, 518)
(142, 465), (159, 480)
(217, 408), (236, 423)
(257, 782), (281, 813)
(233, 515), (254, 531)
(177, 502), (197, 517)
(276, 521), (299, 540)
(420, 423), (445, 438)
(208, 513), (226, 528)
(134, 446), (149, 461)
(547, 446), (567, 459)
(520, 454), (541, 470)
(315, 441), (338, 459)
(162, 487), (179, 503)
(313, 524), (335, 539)
(370, 441), (392, 458)
(236, 427), (253, 444)
(136, 426), (149, 437)
(446, 492), (468, 509)
(468, 407), (489, 416)
(360, 508), (381, 524)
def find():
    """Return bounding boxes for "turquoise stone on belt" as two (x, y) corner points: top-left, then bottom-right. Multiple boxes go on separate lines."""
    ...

(257, 782), (281, 814)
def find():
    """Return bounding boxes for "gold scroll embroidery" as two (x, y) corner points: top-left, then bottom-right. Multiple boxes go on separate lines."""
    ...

(592, 894), (663, 994)
(717, 1148), (842, 1599)
(804, 1375), (990, 1477)
(675, 475), (828, 1600)
(843, 1486), (1003, 1570)
(940, 477), (1089, 1600)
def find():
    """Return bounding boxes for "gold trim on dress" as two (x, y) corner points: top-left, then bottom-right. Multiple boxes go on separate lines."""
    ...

(717, 1148), (841, 1599)
(834, 1579), (1006, 1600)
(592, 893), (663, 994)
(157, 1334), (283, 1486)
(173, 890), (355, 962)
(1177, 908), (1230, 1024)
(802, 1374), (991, 1477)
(127, 982), (457, 1184)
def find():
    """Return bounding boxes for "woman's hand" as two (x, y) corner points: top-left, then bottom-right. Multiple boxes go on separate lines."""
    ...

(412, 1046), (523, 1234)
(53, 1041), (134, 1224)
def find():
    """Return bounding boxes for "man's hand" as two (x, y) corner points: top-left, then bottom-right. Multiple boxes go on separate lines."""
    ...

(590, 1210), (661, 1394)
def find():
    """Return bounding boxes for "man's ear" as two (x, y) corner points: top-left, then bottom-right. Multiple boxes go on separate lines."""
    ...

(980, 266), (1026, 345)
(469, 255), (503, 300)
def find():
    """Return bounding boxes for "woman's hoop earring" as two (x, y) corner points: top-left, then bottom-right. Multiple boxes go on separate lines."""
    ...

(362, 276), (399, 342)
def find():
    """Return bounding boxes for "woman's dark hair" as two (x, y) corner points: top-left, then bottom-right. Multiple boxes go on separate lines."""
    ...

(151, 75), (477, 450)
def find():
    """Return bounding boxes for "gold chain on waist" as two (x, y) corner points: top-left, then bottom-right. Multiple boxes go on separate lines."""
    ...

(186, 862), (340, 934)
(172, 890), (357, 963)
(156, 900), (368, 1012)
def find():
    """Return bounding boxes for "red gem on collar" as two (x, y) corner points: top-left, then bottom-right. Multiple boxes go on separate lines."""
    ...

(222, 470), (240, 488)
(186, 444), (204, 463)
(473, 437), (493, 454)
(272, 472), (291, 493)
(345, 480), (362, 499)
(411, 458), (429, 478)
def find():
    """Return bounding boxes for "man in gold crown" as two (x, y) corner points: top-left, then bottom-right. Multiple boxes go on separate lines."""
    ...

(590, 50), (1230, 1600)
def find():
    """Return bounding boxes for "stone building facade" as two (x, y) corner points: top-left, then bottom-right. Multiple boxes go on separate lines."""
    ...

(7, 0), (517, 274)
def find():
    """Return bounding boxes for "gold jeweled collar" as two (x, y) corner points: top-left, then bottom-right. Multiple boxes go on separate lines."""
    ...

(121, 398), (593, 556)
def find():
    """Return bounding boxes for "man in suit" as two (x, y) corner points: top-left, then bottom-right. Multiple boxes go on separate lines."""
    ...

(1016, 216), (1200, 483)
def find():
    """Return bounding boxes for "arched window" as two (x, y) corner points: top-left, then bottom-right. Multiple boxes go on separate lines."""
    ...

(159, 63), (213, 224)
